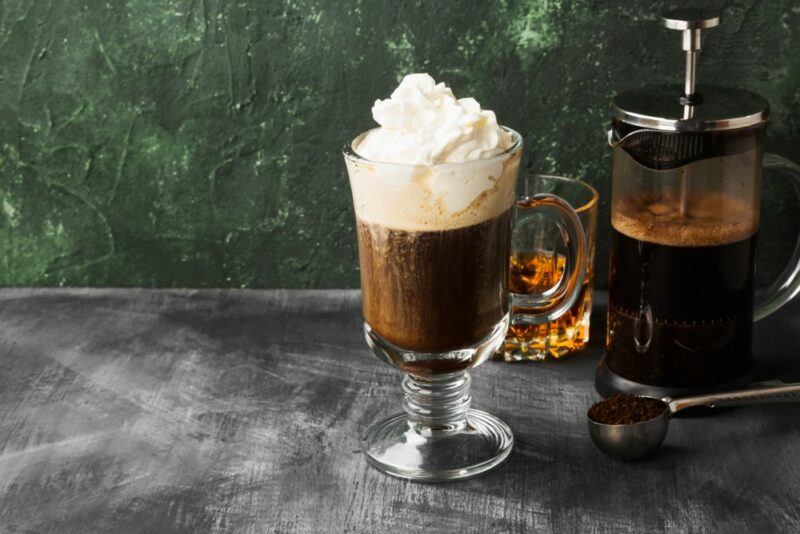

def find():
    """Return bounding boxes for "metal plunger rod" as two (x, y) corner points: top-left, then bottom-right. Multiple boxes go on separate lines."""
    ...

(684, 50), (696, 104)
(662, 9), (720, 218)
(682, 28), (701, 99)
(680, 28), (700, 216)
(679, 168), (690, 218)
(662, 8), (720, 102)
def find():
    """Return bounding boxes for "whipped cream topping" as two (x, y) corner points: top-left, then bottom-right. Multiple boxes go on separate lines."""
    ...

(347, 74), (520, 231)
(356, 73), (513, 165)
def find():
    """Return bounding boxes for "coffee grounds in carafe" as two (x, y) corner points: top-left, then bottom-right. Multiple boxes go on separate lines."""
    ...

(611, 191), (757, 247)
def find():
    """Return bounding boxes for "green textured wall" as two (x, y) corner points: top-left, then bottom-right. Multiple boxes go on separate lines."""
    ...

(1, 0), (799, 288)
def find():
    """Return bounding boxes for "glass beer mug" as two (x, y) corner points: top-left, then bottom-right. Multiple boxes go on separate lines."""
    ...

(596, 9), (800, 397)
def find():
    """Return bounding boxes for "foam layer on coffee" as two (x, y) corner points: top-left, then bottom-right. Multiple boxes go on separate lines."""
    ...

(346, 73), (519, 231)
(612, 192), (758, 246)
(346, 147), (518, 231)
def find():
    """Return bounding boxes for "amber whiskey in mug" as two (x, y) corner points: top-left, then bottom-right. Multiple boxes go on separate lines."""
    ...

(503, 251), (594, 359)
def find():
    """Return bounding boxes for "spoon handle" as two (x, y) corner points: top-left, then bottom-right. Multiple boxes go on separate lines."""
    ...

(665, 382), (800, 414)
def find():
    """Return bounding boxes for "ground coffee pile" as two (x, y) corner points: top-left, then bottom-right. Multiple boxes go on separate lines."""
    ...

(588, 393), (666, 425)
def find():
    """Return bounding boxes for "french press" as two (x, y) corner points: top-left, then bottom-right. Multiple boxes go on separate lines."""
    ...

(596, 9), (800, 398)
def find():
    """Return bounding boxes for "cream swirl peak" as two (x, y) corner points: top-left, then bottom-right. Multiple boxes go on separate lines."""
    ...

(355, 73), (513, 165)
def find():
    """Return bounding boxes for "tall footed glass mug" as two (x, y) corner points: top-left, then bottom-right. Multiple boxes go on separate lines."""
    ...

(344, 128), (586, 481)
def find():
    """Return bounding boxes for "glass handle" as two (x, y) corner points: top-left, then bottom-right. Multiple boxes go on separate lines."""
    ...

(754, 154), (800, 321)
(513, 193), (587, 325)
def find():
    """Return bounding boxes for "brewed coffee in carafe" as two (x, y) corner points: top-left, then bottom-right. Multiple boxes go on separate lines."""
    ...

(608, 124), (762, 389)
(597, 9), (800, 397)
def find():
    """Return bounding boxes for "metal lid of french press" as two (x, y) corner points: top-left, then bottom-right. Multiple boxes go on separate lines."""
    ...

(613, 9), (770, 132)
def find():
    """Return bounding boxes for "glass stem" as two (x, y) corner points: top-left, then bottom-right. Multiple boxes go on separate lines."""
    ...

(402, 371), (471, 430)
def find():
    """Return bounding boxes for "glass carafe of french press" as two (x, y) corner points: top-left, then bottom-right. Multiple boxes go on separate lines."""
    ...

(597, 9), (800, 397)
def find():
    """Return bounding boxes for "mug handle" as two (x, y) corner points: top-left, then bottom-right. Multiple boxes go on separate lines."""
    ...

(754, 154), (800, 321)
(512, 193), (587, 326)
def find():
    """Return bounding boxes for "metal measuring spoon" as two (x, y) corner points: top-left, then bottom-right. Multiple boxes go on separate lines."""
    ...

(588, 382), (800, 461)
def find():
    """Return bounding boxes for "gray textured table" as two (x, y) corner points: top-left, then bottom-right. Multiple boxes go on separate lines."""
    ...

(0, 289), (799, 533)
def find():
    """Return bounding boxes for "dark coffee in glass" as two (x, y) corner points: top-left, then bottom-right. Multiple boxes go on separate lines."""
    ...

(607, 192), (757, 388)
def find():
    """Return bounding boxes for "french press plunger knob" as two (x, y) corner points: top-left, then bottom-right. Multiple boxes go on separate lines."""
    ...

(661, 8), (720, 106)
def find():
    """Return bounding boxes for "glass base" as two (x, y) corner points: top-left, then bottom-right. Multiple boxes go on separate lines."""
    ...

(361, 409), (513, 482)
(498, 287), (593, 362)
(499, 333), (588, 362)
(594, 354), (751, 399)
(361, 370), (513, 482)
